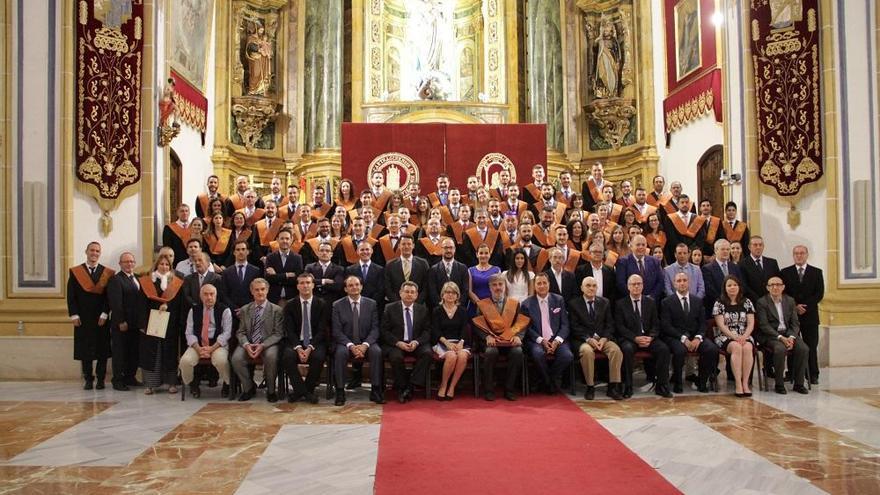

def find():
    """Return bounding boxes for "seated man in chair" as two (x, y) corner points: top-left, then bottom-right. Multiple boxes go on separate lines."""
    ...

(180, 284), (232, 398)
(520, 272), (573, 394)
(756, 276), (809, 395)
(472, 273), (530, 401)
(230, 278), (284, 402)
(332, 275), (384, 405)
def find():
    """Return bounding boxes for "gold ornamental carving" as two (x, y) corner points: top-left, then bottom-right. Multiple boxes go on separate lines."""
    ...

(585, 98), (637, 150)
(231, 96), (279, 150)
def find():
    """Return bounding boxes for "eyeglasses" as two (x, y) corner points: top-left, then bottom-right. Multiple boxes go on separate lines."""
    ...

(767, 283), (784, 287)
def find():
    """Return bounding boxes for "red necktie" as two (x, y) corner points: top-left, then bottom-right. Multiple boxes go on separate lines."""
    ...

(200, 309), (211, 346)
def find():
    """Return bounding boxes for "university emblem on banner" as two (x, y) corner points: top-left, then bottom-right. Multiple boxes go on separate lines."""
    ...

(476, 153), (517, 189)
(367, 152), (420, 192)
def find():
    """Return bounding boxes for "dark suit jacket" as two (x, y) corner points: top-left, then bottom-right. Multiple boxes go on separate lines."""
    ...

(739, 255), (780, 303)
(616, 254), (664, 301)
(575, 263), (617, 301)
(182, 271), (229, 311)
(702, 260), (743, 317)
(332, 296), (380, 346)
(107, 271), (146, 330)
(755, 294), (801, 345)
(544, 268), (578, 302)
(381, 301), (431, 346)
(427, 260), (470, 308)
(344, 262), (385, 307)
(614, 296), (660, 343)
(780, 264), (824, 325)
(282, 296), (330, 349)
(568, 296), (614, 347)
(384, 256), (430, 304)
(221, 263), (261, 309)
(304, 262), (345, 305)
(264, 251), (304, 303)
(660, 293), (706, 340)
(520, 293), (570, 344)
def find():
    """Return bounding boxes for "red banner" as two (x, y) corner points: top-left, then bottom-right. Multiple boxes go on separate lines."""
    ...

(751, 1), (822, 196)
(663, 68), (722, 135)
(341, 124), (547, 192)
(75, 1), (144, 201)
(170, 70), (208, 133)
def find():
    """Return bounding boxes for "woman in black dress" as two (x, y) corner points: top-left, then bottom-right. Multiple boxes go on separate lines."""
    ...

(431, 282), (471, 400)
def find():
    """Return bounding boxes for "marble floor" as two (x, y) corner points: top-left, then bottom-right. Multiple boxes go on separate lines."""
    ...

(1, 366), (879, 494)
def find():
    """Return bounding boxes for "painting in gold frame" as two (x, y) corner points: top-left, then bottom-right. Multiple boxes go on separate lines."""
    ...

(168, 0), (215, 92)
(674, 0), (701, 81)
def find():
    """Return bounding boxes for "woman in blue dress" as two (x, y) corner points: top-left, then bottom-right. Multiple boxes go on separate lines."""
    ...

(467, 243), (501, 315)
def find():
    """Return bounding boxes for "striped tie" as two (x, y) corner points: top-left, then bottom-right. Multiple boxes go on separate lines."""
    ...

(250, 305), (264, 344)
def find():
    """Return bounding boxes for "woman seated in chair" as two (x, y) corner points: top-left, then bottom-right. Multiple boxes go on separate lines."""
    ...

(712, 275), (755, 397)
(431, 282), (471, 400)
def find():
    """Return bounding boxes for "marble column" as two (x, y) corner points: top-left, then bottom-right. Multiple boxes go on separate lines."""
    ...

(303, 0), (343, 152)
(526, 0), (565, 152)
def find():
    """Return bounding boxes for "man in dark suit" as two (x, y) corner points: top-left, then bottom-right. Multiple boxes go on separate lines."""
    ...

(264, 229), (304, 305)
(107, 251), (144, 391)
(381, 281), (433, 402)
(345, 242), (385, 312)
(616, 234), (664, 302)
(614, 274), (673, 398)
(660, 272), (719, 393)
(304, 242), (344, 308)
(220, 240), (261, 314)
(756, 276), (809, 394)
(426, 238), (470, 308)
(280, 273), (329, 403)
(575, 243), (617, 302)
(702, 239), (743, 318)
(182, 252), (229, 310)
(332, 275), (384, 405)
(544, 247), (577, 302)
(384, 235), (429, 304)
(231, 278), (285, 402)
(780, 245), (824, 384)
(67, 241), (113, 390)
(520, 273), (573, 394)
(739, 236), (780, 303)
(568, 277), (623, 400)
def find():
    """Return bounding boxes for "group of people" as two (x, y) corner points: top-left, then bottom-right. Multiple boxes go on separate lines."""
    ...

(66, 163), (825, 404)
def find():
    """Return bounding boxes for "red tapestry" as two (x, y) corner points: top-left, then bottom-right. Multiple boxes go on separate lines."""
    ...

(341, 124), (547, 192)
(170, 70), (208, 133)
(75, 0), (144, 201)
(663, 68), (722, 135)
(751, 0), (822, 196)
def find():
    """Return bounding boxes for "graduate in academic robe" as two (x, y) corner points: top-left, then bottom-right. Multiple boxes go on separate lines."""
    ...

(138, 254), (185, 395)
(66, 242), (114, 389)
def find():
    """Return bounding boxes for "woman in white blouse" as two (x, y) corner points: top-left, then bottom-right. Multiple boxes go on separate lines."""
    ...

(502, 248), (534, 301)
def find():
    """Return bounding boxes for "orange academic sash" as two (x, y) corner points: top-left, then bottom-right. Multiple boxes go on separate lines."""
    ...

(647, 191), (672, 208)
(205, 229), (233, 255)
(669, 214), (703, 239)
(632, 204), (657, 224)
(312, 203), (333, 220)
(372, 190), (392, 212)
(427, 192), (442, 208)
(233, 228), (253, 246)
(703, 216), (721, 244)
(722, 221), (748, 243)
(645, 231), (667, 251)
(378, 235), (400, 262)
(524, 183), (542, 202)
(229, 194), (246, 211)
(139, 274), (184, 304)
(298, 222), (319, 240)
(499, 230), (517, 251)
(306, 237), (340, 256)
(167, 222), (190, 243)
(236, 208), (266, 227)
(465, 228), (500, 257)
(531, 225), (554, 247)
(500, 200), (527, 216)
(418, 237), (445, 257)
(473, 298), (530, 341)
(608, 204), (624, 224)
(604, 250), (619, 268)
(336, 197), (357, 211)
(70, 265), (115, 294)
(448, 222), (467, 244)
(256, 218), (283, 246)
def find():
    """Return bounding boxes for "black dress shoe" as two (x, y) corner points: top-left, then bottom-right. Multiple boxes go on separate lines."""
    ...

(207, 379), (218, 388)
(306, 392), (319, 404)
(345, 379), (362, 391)
(484, 391), (496, 401)
(335, 391), (346, 406)
(267, 392), (278, 403)
(673, 383), (684, 394)
(775, 386), (788, 395)
(221, 383), (229, 398)
(83, 380), (94, 390)
(190, 384), (201, 399)
(584, 386), (595, 401)
(793, 385), (809, 395)
(503, 390), (517, 401)
(287, 393), (302, 403)
(685, 373), (698, 384)
(809, 377), (819, 385)
(369, 390), (386, 404)
(112, 382), (129, 391)
(238, 390), (255, 401)
(95, 381), (105, 390)
(623, 385), (633, 398)
(697, 383), (709, 393)
(607, 384), (623, 401)
(655, 385), (673, 398)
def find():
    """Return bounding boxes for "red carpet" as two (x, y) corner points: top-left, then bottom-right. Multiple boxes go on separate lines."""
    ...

(374, 395), (680, 494)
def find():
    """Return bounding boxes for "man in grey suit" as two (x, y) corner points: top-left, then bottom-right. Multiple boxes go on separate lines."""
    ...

(231, 278), (285, 402)
(332, 275), (384, 405)
(756, 276), (809, 395)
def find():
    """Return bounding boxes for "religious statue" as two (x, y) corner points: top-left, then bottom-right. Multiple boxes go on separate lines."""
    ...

(593, 17), (621, 99)
(405, 0), (453, 100)
(158, 78), (178, 127)
(245, 25), (273, 96)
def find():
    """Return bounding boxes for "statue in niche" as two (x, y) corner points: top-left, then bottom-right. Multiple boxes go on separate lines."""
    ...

(593, 16), (621, 99)
(405, 0), (453, 100)
(159, 78), (178, 127)
(245, 24), (273, 96)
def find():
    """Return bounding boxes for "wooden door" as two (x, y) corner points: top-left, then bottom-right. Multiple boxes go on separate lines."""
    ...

(697, 145), (724, 215)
